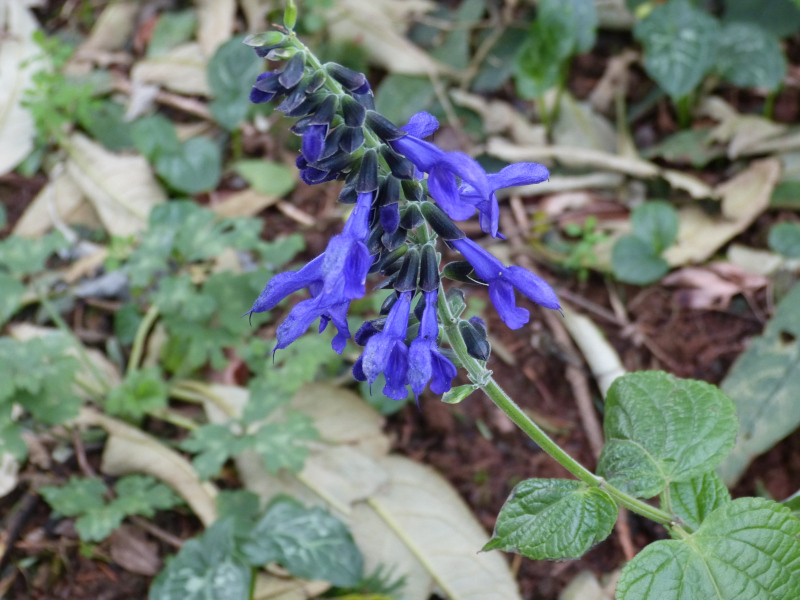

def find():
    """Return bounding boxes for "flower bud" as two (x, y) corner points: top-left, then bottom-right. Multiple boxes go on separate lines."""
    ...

(243, 31), (286, 48)
(356, 148), (379, 193)
(310, 94), (338, 125)
(380, 292), (399, 315)
(420, 202), (465, 240)
(401, 179), (423, 202)
(320, 126), (345, 159)
(458, 320), (491, 361)
(306, 71), (326, 93)
(338, 185), (358, 204)
(442, 261), (476, 283)
(394, 247), (420, 292)
(400, 203), (424, 230)
(284, 0), (298, 29)
(365, 111), (407, 141)
(381, 227), (407, 252)
(340, 95), (366, 127)
(377, 176), (400, 207)
(419, 244), (440, 293)
(446, 287), (466, 318)
(325, 62), (367, 91)
(380, 203), (400, 235)
(339, 127), (364, 153)
(380, 145), (416, 180)
(279, 52), (306, 89)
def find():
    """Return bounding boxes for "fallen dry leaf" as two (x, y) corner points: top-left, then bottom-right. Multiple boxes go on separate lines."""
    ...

(109, 525), (162, 576)
(701, 97), (786, 159)
(0, 0), (40, 176)
(75, 0), (139, 55)
(195, 0), (235, 57)
(662, 263), (768, 310)
(664, 159), (781, 266)
(131, 43), (210, 95)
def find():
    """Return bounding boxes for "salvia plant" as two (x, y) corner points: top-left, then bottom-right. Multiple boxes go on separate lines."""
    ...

(242, 3), (800, 599)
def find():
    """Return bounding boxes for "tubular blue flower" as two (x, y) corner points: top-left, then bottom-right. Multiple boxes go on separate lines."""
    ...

(360, 291), (412, 400)
(451, 238), (560, 330)
(302, 124), (327, 162)
(459, 162), (550, 238)
(390, 112), (490, 222)
(247, 191), (374, 352)
(407, 291), (457, 399)
(250, 71), (285, 104)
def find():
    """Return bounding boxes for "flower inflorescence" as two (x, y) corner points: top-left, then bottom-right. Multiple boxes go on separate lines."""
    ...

(245, 30), (560, 401)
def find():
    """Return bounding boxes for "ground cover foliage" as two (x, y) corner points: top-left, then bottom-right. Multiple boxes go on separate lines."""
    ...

(1, 1), (800, 599)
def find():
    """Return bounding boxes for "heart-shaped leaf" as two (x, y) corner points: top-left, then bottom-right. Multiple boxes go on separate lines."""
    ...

(667, 471), (730, 531)
(634, 0), (720, 99)
(715, 23), (786, 91)
(597, 372), (738, 498)
(484, 479), (617, 560)
(612, 235), (670, 285)
(617, 498), (800, 600)
(155, 137), (221, 195)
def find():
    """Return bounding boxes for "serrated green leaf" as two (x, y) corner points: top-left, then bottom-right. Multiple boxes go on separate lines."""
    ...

(0, 273), (24, 327)
(147, 10), (197, 58)
(0, 408), (27, 461)
(181, 424), (249, 480)
(114, 303), (143, 345)
(241, 496), (363, 586)
(612, 235), (670, 285)
(112, 474), (181, 516)
(150, 519), (252, 600)
(40, 477), (107, 516)
(484, 479), (617, 559)
(715, 23), (786, 91)
(208, 36), (261, 130)
(667, 472), (730, 531)
(768, 222), (800, 258)
(631, 201), (679, 254)
(154, 275), (217, 322)
(718, 282), (800, 485)
(234, 160), (296, 197)
(155, 136), (221, 195)
(634, 0), (720, 100)
(617, 498), (800, 600)
(251, 412), (318, 474)
(242, 376), (292, 424)
(75, 504), (126, 542)
(597, 372), (738, 498)
(0, 231), (67, 276)
(723, 0), (800, 38)
(106, 367), (168, 421)
(255, 233), (305, 269)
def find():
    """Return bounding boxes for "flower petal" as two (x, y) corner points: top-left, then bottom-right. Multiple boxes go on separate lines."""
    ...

(430, 350), (457, 394)
(275, 296), (327, 350)
(487, 162), (549, 189)
(488, 279), (529, 330)
(343, 241), (371, 299)
(390, 136), (442, 173)
(505, 266), (560, 310)
(450, 238), (504, 282)
(343, 192), (373, 239)
(248, 255), (324, 316)
(402, 112), (439, 139)
(428, 166), (475, 221)
(326, 302), (351, 353)
(407, 338), (433, 397)
(441, 152), (490, 200)
(302, 124), (327, 162)
(383, 341), (409, 400)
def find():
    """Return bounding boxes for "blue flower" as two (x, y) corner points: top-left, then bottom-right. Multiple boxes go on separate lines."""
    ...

(250, 71), (284, 104)
(247, 191), (374, 352)
(391, 113), (490, 222)
(408, 291), (457, 399)
(359, 291), (412, 400)
(302, 124), (327, 162)
(460, 162), (550, 238)
(451, 238), (560, 329)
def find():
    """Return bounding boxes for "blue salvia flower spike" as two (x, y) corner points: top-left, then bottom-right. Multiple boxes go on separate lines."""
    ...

(408, 290), (457, 399)
(361, 291), (412, 400)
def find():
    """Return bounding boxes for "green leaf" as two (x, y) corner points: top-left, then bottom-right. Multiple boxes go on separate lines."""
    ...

(0, 273), (24, 327)
(718, 282), (800, 485)
(472, 28), (528, 92)
(0, 408), (28, 461)
(243, 31), (285, 47)
(202, 270), (271, 335)
(723, 0), (800, 38)
(181, 424), (249, 480)
(715, 23), (786, 91)
(0, 204), (6, 229)
(374, 75), (436, 125)
(768, 222), (800, 258)
(255, 233), (306, 269)
(111, 474), (182, 517)
(539, 0), (598, 55)
(642, 127), (725, 168)
(79, 101), (134, 151)
(781, 489), (800, 518)
(106, 367), (169, 421)
(241, 496), (363, 586)
(0, 231), (67, 276)
(667, 472), (731, 531)
(113, 303), (142, 345)
(634, 0), (720, 100)
(441, 384), (476, 405)
(251, 412), (318, 474)
(155, 136), (222, 195)
(631, 200), (679, 254)
(131, 115), (181, 161)
(154, 275), (217, 322)
(150, 519), (252, 600)
(216, 490), (261, 522)
(234, 160), (296, 197)
(207, 36), (261, 130)
(75, 504), (126, 542)
(611, 235), (670, 285)
(40, 477), (107, 517)
(147, 10), (197, 57)
(513, 19), (567, 99)
(484, 479), (617, 559)
(597, 371), (738, 498)
(617, 498), (800, 600)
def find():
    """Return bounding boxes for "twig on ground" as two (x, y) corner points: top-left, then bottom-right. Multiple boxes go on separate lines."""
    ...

(72, 428), (97, 478)
(113, 78), (213, 121)
(277, 201), (316, 226)
(130, 516), (184, 549)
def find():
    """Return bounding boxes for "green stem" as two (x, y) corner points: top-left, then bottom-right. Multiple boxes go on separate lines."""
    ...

(128, 305), (159, 375)
(675, 95), (692, 129)
(763, 89), (778, 120)
(537, 94), (551, 138)
(438, 286), (673, 526)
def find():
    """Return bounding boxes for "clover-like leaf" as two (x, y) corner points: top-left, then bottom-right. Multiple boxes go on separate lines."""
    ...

(250, 412), (318, 474)
(241, 496), (363, 587)
(597, 372), (738, 498)
(484, 479), (617, 560)
(111, 475), (182, 517)
(150, 519), (252, 600)
(181, 424), (249, 480)
(667, 471), (731, 531)
(634, 0), (720, 99)
(40, 477), (107, 517)
(106, 367), (169, 421)
(716, 23), (786, 91)
(617, 497), (800, 600)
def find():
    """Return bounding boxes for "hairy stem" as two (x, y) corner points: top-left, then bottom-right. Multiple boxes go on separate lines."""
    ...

(438, 287), (673, 526)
